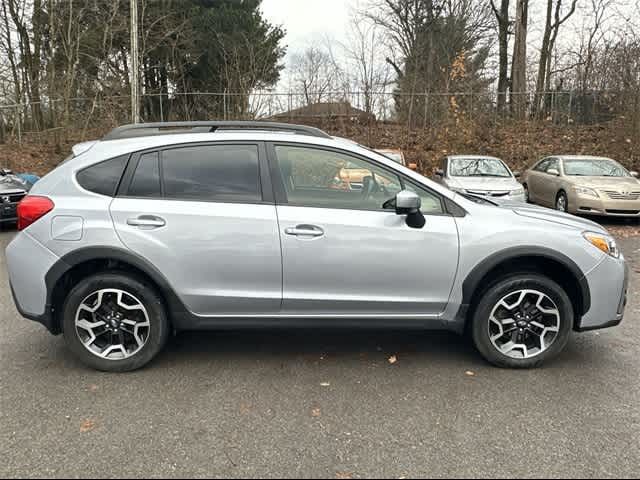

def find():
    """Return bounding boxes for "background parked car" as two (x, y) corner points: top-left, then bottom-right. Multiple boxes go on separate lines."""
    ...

(375, 149), (417, 170)
(0, 169), (33, 226)
(521, 156), (640, 219)
(433, 155), (525, 201)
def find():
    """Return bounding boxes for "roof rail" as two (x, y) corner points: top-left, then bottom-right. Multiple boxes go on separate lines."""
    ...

(102, 121), (332, 141)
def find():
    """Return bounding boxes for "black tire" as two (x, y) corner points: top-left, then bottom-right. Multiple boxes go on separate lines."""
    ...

(523, 183), (530, 203)
(556, 190), (569, 212)
(471, 274), (573, 369)
(62, 271), (169, 372)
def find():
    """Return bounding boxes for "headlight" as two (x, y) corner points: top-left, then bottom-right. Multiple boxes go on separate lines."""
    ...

(575, 186), (599, 198)
(510, 188), (524, 196)
(583, 231), (620, 258)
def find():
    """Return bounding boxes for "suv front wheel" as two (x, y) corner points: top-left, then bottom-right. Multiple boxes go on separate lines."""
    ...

(62, 272), (169, 372)
(471, 274), (573, 368)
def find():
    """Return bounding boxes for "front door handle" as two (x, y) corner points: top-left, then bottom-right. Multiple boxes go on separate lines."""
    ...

(127, 216), (166, 228)
(284, 225), (324, 237)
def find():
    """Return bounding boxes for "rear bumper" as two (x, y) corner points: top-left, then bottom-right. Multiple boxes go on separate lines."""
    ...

(576, 254), (628, 331)
(6, 231), (61, 332)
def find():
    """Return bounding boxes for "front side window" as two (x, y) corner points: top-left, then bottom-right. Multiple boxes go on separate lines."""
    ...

(563, 158), (630, 177)
(544, 159), (560, 174)
(162, 145), (261, 202)
(534, 159), (551, 172)
(274, 145), (403, 210)
(77, 154), (129, 197)
(449, 157), (511, 178)
(402, 182), (445, 214)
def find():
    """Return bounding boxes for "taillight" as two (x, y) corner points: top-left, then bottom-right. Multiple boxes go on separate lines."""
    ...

(17, 196), (55, 231)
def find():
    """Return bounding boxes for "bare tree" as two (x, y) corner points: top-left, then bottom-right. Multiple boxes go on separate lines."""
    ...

(289, 46), (339, 106)
(532, 0), (578, 118)
(341, 15), (392, 116)
(510, 0), (528, 119)
(490, 0), (510, 113)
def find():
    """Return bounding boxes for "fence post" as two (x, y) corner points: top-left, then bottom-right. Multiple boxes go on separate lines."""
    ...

(159, 91), (164, 122)
(16, 105), (22, 145)
(223, 90), (227, 120)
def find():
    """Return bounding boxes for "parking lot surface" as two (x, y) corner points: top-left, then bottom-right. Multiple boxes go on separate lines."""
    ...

(1, 229), (638, 478)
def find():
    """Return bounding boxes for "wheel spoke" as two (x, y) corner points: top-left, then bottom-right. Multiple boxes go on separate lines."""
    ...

(75, 289), (150, 361)
(488, 289), (561, 360)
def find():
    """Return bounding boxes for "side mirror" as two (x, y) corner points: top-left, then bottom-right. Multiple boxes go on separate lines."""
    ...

(435, 168), (444, 178)
(547, 168), (560, 176)
(631, 171), (639, 178)
(395, 190), (425, 229)
(513, 171), (521, 178)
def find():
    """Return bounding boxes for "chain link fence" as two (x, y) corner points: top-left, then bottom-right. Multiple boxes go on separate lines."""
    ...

(0, 89), (638, 145)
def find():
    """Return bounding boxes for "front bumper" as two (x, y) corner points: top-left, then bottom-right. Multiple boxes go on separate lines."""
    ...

(573, 194), (640, 217)
(576, 253), (629, 331)
(0, 201), (20, 223)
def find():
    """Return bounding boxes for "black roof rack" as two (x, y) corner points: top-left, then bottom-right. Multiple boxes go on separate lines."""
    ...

(102, 121), (332, 141)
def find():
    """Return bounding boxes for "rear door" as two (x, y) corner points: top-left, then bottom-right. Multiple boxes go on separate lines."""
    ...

(110, 142), (282, 316)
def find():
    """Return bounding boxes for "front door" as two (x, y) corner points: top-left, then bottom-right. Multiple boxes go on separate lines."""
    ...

(110, 143), (282, 316)
(270, 144), (459, 316)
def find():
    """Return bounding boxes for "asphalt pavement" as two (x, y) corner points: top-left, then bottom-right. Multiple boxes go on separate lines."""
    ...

(1, 230), (638, 478)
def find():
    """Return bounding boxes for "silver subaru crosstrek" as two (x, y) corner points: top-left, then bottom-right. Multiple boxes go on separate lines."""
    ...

(6, 122), (628, 372)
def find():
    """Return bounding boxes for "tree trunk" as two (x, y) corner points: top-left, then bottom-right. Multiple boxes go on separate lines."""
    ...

(510, 0), (529, 120)
(533, 0), (554, 119)
(491, 0), (510, 114)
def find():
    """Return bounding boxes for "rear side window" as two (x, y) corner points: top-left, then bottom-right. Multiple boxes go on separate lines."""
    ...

(77, 155), (129, 196)
(162, 145), (261, 202)
(129, 152), (161, 198)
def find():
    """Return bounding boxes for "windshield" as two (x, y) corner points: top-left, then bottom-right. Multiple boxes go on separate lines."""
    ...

(563, 158), (630, 177)
(449, 158), (511, 178)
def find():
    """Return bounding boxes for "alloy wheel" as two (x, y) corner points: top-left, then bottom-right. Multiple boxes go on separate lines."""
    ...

(488, 289), (561, 359)
(75, 289), (151, 360)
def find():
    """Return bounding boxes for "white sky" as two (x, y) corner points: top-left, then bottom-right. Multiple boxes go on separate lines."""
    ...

(261, 0), (354, 61)
(260, 0), (639, 91)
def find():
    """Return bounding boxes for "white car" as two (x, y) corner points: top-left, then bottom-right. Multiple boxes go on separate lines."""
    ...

(434, 155), (525, 202)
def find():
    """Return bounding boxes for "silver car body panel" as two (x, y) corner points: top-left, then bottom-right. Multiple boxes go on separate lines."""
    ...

(110, 198), (282, 315)
(6, 131), (628, 334)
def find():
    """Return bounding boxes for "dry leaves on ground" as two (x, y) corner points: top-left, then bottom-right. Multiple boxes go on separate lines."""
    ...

(79, 419), (96, 433)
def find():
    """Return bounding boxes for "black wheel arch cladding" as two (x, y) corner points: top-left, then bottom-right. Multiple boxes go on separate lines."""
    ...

(461, 246), (591, 317)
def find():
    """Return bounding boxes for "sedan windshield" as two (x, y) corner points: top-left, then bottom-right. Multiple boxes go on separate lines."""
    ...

(449, 158), (511, 178)
(564, 159), (630, 177)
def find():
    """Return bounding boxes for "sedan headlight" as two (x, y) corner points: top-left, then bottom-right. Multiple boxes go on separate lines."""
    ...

(583, 231), (620, 258)
(575, 186), (599, 198)
(510, 187), (525, 196)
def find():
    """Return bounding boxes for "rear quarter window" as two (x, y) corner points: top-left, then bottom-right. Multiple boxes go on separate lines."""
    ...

(76, 155), (129, 197)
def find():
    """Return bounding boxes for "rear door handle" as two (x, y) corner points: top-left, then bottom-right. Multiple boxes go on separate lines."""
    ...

(127, 216), (166, 228)
(284, 225), (324, 237)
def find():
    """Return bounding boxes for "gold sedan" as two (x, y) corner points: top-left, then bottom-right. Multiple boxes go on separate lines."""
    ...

(522, 156), (640, 218)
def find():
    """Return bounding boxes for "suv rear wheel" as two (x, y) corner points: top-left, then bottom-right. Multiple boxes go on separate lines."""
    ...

(471, 274), (573, 368)
(62, 272), (169, 372)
